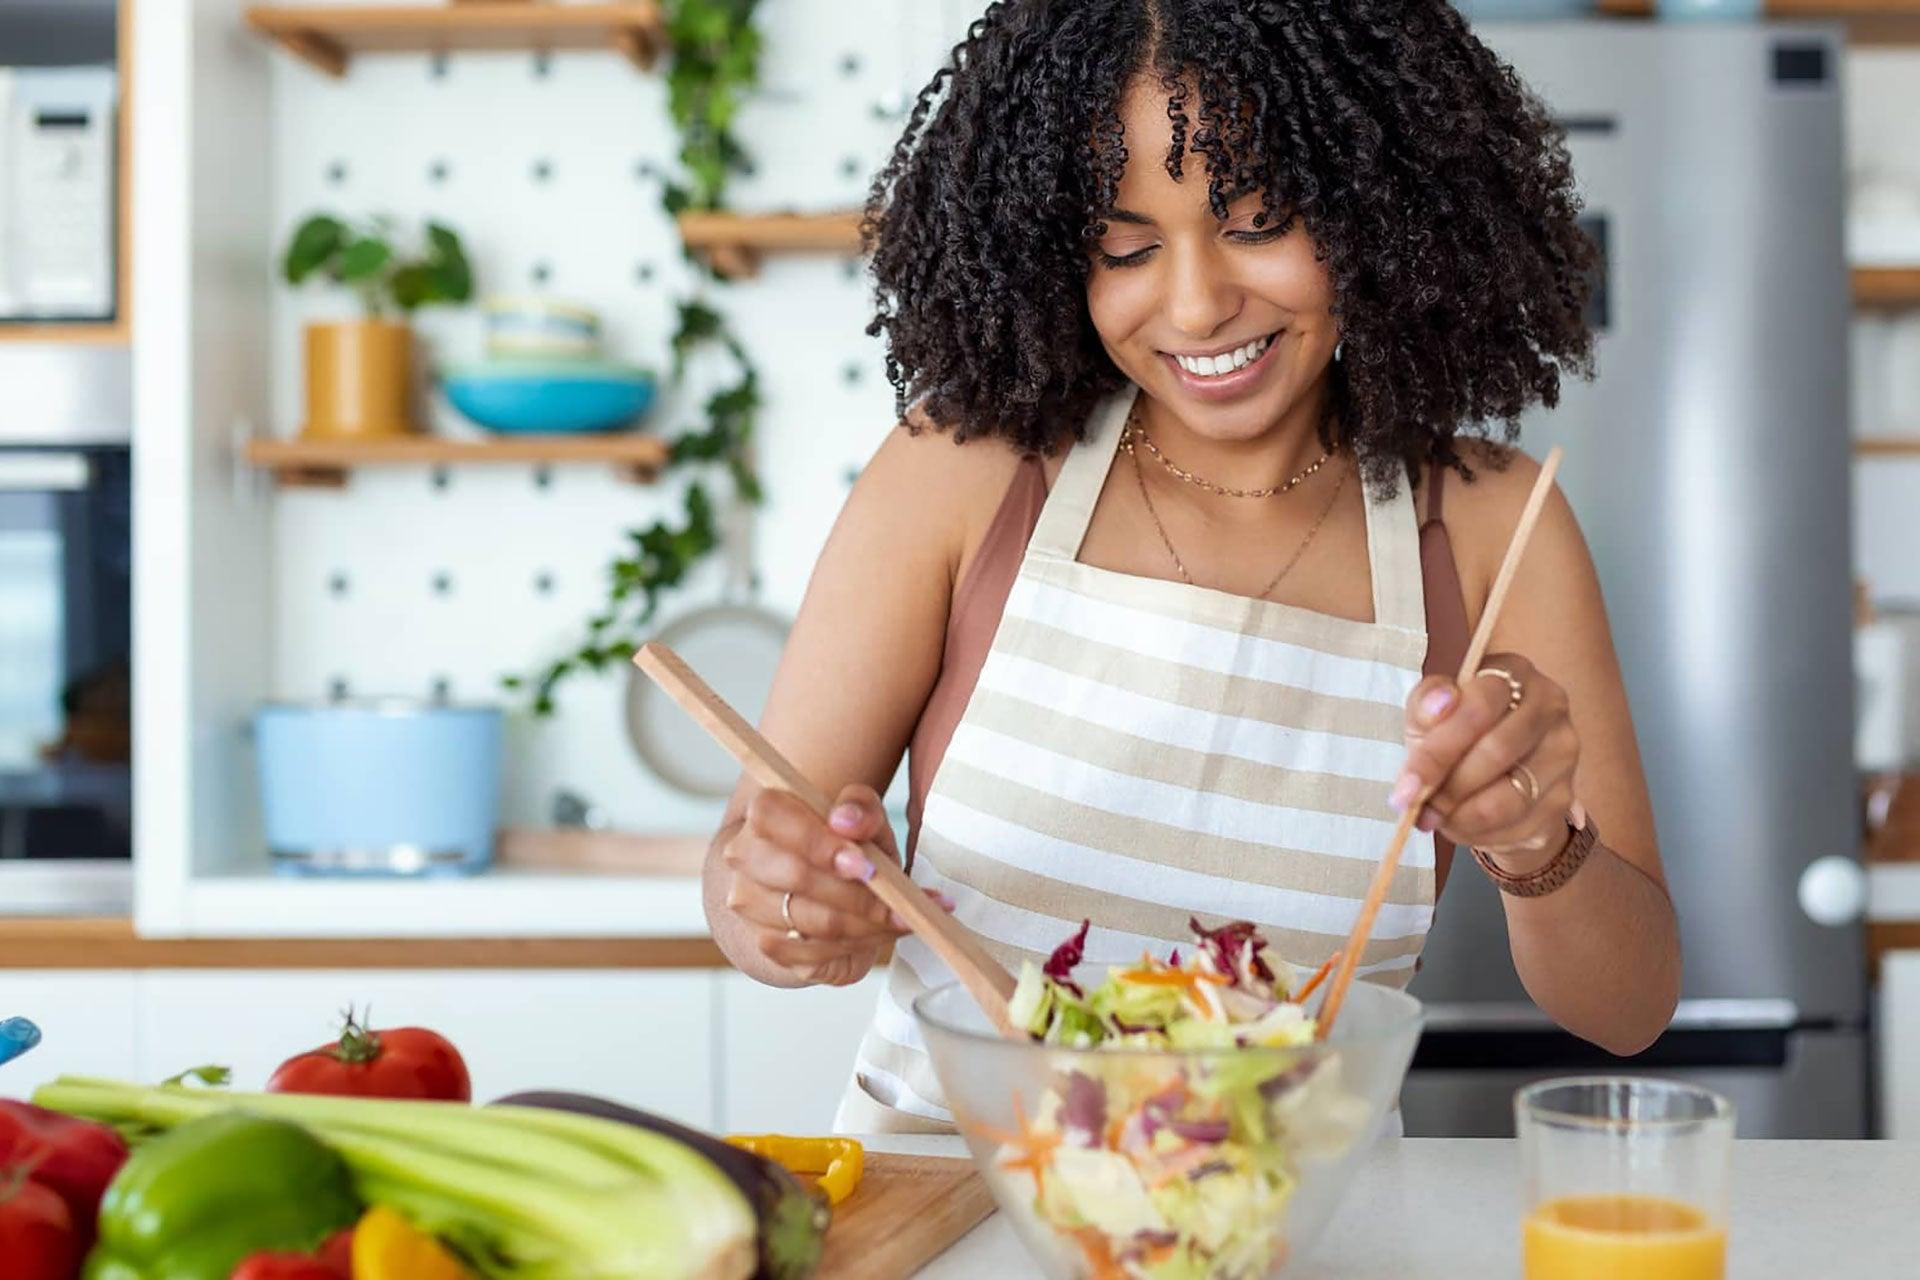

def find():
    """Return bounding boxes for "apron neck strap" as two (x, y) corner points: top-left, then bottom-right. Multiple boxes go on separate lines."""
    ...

(1362, 464), (1426, 632)
(1027, 384), (1138, 562)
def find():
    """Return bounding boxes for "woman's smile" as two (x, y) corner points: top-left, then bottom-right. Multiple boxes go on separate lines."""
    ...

(1160, 328), (1285, 403)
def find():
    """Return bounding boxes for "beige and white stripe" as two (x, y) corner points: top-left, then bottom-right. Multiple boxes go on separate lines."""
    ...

(835, 386), (1436, 1134)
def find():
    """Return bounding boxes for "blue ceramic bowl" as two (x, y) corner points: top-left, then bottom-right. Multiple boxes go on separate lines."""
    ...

(441, 361), (656, 435)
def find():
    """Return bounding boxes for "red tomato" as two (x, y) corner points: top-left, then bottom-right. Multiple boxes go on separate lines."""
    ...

(267, 1012), (470, 1102)
(0, 1166), (81, 1280)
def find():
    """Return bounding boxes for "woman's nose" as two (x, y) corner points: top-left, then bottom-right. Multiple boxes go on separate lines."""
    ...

(1164, 245), (1242, 341)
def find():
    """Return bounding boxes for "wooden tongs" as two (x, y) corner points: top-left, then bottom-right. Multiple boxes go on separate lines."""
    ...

(634, 644), (1021, 1036)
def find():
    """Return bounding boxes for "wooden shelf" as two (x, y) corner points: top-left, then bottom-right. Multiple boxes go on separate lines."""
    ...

(0, 320), (130, 346)
(1856, 437), (1920, 456)
(1599, 0), (1920, 42)
(676, 210), (863, 279)
(245, 433), (671, 488)
(245, 3), (665, 77)
(1856, 267), (1920, 309)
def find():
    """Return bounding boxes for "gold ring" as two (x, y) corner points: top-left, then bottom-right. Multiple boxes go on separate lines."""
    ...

(1477, 666), (1524, 714)
(1507, 762), (1542, 805)
(781, 891), (804, 942)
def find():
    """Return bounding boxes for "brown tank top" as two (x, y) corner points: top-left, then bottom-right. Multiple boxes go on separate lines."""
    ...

(906, 456), (1473, 898)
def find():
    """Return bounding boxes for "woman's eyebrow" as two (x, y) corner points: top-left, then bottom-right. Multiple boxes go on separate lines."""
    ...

(1103, 209), (1154, 226)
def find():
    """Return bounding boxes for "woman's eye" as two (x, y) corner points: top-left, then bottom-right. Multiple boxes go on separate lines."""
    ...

(1227, 221), (1288, 245)
(1096, 243), (1158, 268)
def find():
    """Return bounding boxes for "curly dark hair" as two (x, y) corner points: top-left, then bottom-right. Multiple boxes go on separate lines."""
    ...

(864, 0), (1597, 492)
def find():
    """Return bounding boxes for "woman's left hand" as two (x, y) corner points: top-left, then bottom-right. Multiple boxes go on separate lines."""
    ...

(1393, 653), (1579, 869)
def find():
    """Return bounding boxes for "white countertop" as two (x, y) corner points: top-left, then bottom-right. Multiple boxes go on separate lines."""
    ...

(868, 1135), (1920, 1278)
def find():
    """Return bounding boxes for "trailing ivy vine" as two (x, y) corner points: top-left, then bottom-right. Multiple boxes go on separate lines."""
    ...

(507, 0), (765, 715)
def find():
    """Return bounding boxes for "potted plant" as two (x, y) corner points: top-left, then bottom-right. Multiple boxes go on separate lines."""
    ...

(282, 214), (473, 440)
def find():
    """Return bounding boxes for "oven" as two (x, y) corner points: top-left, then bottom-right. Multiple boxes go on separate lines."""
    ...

(0, 445), (131, 876)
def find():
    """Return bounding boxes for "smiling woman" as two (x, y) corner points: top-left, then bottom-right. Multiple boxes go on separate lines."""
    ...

(863, 0), (1599, 491)
(700, 0), (1681, 1137)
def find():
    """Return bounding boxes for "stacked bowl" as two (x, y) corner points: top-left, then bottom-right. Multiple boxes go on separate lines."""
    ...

(440, 297), (656, 435)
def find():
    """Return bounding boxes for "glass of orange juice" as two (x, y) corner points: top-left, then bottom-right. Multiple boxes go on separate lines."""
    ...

(1517, 1077), (1733, 1280)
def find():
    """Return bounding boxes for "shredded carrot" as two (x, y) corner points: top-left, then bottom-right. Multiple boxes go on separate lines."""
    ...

(1120, 966), (1230, 988)
(990, 1096), (1063, 1194)
(1292, 950), (1339, 1003)
(1069, 1228), (1131, 1280)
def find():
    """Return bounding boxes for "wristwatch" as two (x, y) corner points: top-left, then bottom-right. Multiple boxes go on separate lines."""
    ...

(1472, 810), (1599, 898)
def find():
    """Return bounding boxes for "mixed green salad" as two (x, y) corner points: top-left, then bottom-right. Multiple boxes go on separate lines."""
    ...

(988, 919), (1369, 1280)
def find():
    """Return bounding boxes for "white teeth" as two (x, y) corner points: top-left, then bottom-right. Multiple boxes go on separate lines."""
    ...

(1175, 333), (1273, 378)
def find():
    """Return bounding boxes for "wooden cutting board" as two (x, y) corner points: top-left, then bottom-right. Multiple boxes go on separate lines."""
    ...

(817, 1152), (996, 1279)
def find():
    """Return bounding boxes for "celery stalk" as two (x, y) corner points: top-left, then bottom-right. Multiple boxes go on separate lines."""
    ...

(33, 1077), (757, 1280)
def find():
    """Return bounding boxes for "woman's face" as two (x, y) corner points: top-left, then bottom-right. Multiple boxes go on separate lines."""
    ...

(1085, 78), (1339, 444)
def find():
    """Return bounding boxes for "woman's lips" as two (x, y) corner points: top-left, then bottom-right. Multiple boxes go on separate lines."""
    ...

(1160, 331), (1283, 403)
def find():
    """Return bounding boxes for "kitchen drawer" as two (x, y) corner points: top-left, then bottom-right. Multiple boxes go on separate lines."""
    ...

(139, 970), (719, 1126)
(717, 970), (880, 1133)
(0, 971), (138, 1083)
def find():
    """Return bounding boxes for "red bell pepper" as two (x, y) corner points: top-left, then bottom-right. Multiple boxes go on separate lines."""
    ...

(0, 1159), (82, 1280)
(0, 1100), (128, 1249)
(230, 1227), (354, 1280)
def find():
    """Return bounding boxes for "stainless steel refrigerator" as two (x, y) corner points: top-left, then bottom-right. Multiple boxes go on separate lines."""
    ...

(1403, 22), (1867, 1138)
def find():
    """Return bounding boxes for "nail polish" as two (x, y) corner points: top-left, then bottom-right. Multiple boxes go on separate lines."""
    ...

(829, 804), (863, 832)
(1421, 687), (1457, 721)
(834, 849), (875, 881)
(1389, 772), (1419, 812)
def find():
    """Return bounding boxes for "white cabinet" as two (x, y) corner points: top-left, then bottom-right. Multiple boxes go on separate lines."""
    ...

(1881, 951), (1920, 1140)
(3, 966), (893, 1138)
(139, 970), (720, 1127)
(0, 972), (139, 1085)
(717, 970), (881, 1133)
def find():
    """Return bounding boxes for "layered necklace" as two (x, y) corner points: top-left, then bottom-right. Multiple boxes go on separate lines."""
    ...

(1120, 406), (1348, 600)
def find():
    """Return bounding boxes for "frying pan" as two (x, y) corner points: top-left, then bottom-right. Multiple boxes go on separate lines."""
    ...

(624, 498), (789, 798)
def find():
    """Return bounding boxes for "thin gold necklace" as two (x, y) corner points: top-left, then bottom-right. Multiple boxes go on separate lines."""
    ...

(1123, 410), (1330, 499)
(1128, 429), (1350, 599)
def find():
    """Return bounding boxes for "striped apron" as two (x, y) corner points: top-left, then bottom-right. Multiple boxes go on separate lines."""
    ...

(834, 385), (1436, 1134)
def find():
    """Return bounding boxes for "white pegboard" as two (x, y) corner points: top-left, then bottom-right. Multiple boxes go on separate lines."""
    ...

(263, 3), (986, 835)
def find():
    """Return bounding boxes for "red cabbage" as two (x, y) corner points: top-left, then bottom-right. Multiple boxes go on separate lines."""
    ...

(1060, 1071), (1107, 1145)
(1169, 1118), (1230, 1144)
(1044, 919), (1091, 996)
(1257, 1059), (1320, 1101)
(1188, 917), (1275, 985)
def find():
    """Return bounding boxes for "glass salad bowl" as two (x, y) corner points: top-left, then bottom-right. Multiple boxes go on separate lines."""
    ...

(915, 975), (1422, 1279)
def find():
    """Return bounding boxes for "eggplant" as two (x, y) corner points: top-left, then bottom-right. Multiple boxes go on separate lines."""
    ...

(492, 1089), (829, 1280)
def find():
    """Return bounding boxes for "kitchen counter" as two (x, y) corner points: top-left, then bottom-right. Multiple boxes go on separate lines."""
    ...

(872, 1135), (1920, 1278)
(0, 916), (723, 968)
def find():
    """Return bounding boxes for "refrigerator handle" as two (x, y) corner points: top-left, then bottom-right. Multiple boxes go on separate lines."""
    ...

(1799, 855), (1867, 927)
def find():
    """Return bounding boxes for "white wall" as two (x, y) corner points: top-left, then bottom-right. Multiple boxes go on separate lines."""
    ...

(257, 2), (981, 845)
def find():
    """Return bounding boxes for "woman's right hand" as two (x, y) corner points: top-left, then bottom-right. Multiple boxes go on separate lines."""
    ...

(719, 784), (952, 987)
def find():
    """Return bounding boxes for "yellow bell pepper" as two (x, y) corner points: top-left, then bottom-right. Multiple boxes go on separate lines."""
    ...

(351, 1204), (474, 1280)
(726, 1134), (864, 1205)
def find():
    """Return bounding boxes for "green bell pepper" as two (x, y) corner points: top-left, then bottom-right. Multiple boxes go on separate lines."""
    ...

(85, 1111), (361, 1280)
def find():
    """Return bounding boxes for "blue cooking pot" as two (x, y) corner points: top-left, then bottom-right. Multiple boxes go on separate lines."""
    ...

(254, 701), (502, 877)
